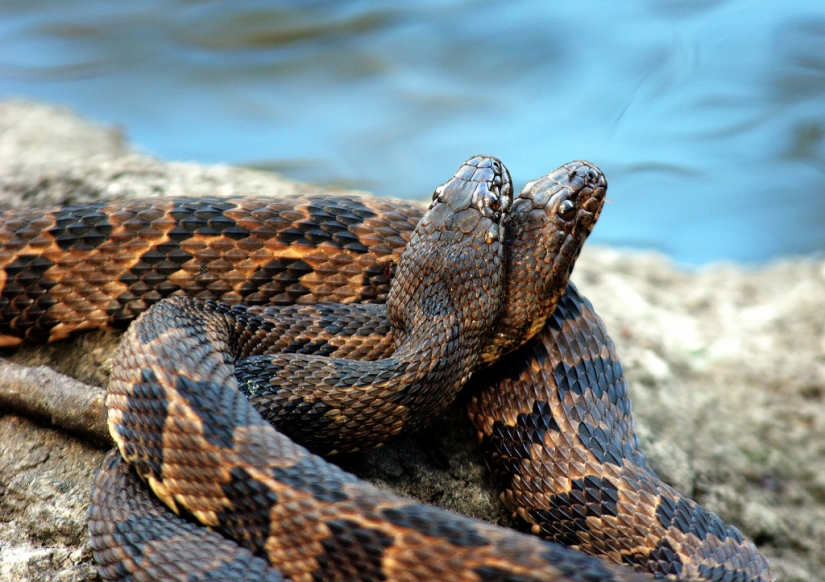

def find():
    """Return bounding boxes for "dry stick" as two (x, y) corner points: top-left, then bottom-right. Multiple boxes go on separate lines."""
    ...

(0, 358), (111, 444)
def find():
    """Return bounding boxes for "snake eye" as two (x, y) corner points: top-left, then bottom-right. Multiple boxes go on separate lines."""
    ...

(558, 199), (576, 221)
(489, 193), (501, 211)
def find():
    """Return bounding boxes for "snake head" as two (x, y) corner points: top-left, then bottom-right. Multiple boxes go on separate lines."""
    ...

(423, 155), (513, 245)
(478, 160), (607, 364)
(517, 160), (606, 248)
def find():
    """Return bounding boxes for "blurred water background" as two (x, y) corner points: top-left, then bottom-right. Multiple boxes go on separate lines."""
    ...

(0, 0), (824, 265)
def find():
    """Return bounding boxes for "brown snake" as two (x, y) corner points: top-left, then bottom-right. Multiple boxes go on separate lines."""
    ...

(0, 157), (774, 580)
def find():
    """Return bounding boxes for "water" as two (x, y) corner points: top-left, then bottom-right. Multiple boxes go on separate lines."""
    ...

(0, 0), (824, 265)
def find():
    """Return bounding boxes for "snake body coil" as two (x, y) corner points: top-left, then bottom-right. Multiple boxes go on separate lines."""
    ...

(0, 157), (774, 580)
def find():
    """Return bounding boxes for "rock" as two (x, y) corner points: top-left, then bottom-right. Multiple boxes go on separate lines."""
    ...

(0, 100), (822, 581)
(0, 416), (102, 582)
(0, 100), (363, 211)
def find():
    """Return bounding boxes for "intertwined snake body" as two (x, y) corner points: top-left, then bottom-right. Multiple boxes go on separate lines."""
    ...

(0, 157), (774, 581)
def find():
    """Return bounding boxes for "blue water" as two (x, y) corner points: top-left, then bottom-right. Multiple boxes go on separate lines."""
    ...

(1, 1), (824, 265)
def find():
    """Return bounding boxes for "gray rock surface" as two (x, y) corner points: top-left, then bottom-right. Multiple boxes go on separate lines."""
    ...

(0, 100), (822, 581)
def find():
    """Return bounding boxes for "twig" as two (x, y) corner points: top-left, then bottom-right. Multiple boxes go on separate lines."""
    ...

(0, 357), (111, 444)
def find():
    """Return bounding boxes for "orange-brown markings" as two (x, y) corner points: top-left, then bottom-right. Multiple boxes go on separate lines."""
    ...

(0, 212), (58, 343)
(472, 324), (664, 563)
(252, 308), (393, 360)
(472, 302), (770, 578)
(0, 197), (423, 345)
(621, 479), (763, 580)
(107, 301), (632, 582)
(521, 318), (710, 566)
(90, 453), (285, 580)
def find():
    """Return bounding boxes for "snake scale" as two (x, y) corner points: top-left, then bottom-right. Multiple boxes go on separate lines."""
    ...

(0, 156), (774, 581)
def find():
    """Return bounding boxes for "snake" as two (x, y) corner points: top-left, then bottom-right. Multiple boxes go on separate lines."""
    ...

(0, 156), (775, 581)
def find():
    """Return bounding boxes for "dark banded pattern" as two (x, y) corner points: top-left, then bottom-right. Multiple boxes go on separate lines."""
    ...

(0, 195), (421, 346)
(468, 284), (774, 581)
(0, 155), (774, 580)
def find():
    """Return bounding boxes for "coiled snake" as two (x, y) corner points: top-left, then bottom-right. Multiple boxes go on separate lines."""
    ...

(0, 157), (774, 581)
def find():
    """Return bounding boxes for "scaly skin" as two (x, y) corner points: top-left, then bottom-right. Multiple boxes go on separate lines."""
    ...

(0, 155), (773, 580)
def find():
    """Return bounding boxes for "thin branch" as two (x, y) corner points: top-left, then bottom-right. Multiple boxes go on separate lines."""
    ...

(0, 357), (111, 445)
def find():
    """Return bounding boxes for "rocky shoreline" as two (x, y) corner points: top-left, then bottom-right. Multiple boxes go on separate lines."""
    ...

(0, 101), (822, 581)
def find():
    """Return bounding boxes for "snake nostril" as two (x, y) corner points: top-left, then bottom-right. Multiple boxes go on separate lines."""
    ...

(588, 171), (600, 187)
